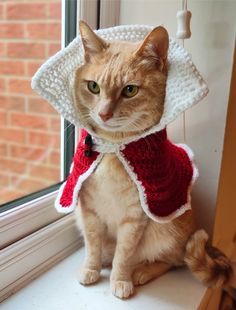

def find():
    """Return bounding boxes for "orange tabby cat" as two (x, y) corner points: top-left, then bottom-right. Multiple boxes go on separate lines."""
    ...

(74, 21), (232, 299)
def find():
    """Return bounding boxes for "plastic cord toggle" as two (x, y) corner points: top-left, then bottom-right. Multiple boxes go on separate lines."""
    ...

(176, 9), (192, 39)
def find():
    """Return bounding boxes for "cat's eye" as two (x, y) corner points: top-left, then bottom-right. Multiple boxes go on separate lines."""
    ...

(87, 81), (100, 94)
(122, 85), (139, 98)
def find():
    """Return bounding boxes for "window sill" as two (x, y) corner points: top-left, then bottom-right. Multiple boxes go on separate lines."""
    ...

(2, 248), (207, 310)
(0, 213), (82, 302)
(0, 190), (64, 249)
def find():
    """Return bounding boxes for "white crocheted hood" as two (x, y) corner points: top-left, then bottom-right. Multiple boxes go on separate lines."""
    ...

(31, 24), (208, 142)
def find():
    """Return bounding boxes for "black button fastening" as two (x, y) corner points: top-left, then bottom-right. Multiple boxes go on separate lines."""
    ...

(85, 134), (93, 146)
(84, 134), (93, 157)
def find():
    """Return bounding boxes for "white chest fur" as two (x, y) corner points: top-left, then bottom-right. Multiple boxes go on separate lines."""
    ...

(76, 154), (195, 266)
(78, 154), (141, 238)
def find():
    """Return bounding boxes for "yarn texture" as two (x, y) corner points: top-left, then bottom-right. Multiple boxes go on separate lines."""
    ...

(56, 129), (198, 223)
(31, 24), (208, 142)
(31, 24), (208, 223)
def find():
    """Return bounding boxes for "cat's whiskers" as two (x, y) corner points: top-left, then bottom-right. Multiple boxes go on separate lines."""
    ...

(80, 111), (94, 124)
(74, 27), (167, 144)
(106, 117), (130, 126)
(128, 118), (145, 135)
(79, 108), (157, 152)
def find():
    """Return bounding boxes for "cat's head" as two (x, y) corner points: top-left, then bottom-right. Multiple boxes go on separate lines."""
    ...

(74, 21), (169, 142)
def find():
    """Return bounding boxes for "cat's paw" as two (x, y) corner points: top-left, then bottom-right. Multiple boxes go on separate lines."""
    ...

(133, 269), (152, 286)
(111, 280), (134, 299)
(78, 268), (100, 285)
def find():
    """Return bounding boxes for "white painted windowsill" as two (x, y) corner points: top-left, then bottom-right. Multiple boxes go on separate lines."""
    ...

(2, 248), (206, 310)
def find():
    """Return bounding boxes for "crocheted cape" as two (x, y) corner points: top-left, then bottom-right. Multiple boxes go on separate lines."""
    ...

(56, 129), (198, 223)
(31, 24), (208, 222)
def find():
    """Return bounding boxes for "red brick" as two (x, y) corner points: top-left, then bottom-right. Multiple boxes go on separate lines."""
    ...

(0, 189), (24, 204)
(48, 43), (61, 57)
(0, 111), (7, 125)
(9, 145), (46, 161)
(0, 78), (6, 92)
(0, 95), (25, 111)
(8, 78), (32, 95)
(0, 128), (25, 143)
(28, 97), (57, 114)
(30, 164), (59, 181)
(0, 174), (10, 187)
(7, 42), (46, 59)
(47, 2), (61, 19)
(26, 23), (61, 40)
(6, 3), (47, 20)
(0, 158), (27, 173)
(11, 177), (46, 193)
(0, 23), (24, 39)
(0, 60), (25, 75)
(10, 113), (48, 129)
(0, 4), (5, 20)
(50, 117), (60, 131)
(26, 61), (42, 76)
(29, 131), (60, 146)
(0, 42), (6, 57)
(49, 150), (60, 166)
(0, 143), (7, 156)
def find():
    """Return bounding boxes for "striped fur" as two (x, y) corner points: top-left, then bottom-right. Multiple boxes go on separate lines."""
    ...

(74, 21), (234, 299)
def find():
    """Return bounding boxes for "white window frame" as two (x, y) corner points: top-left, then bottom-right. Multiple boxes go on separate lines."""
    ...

(0, 0), (80, 302)
(0, 0), (77, 250)
(0, 0), (120, 302)
(0, 191), (62, 249)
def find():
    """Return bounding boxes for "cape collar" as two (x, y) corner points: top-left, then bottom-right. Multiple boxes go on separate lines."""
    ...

(55, 127), (197, 223)
(84, 127), (167, 155)
(31, 25), (208, 131)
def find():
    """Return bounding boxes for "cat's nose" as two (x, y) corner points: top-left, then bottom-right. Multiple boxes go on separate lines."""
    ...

(98, 111), (113, 122)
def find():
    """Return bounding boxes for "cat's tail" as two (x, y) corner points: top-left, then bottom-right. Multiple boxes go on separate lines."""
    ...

(184, 229), (233, 288)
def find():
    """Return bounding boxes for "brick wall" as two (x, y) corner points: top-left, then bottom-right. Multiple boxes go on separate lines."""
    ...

(0, 0), (61, 205)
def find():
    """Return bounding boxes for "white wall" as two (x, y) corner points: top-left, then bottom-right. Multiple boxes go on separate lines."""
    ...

(120, 0), (236, 234)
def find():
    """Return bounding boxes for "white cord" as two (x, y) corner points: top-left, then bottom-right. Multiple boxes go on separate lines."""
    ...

(182, 35), (186, 142)
(181, 0), (187, 142)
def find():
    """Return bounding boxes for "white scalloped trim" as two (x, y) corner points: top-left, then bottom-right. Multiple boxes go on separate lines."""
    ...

(115, 150), (191, 223)
(176, 143), (199, 186)
(41, 24), (205, 219)
(55, 154), (104, 213)
(55, 142), (197, 221)
(31, 24), (209, 143)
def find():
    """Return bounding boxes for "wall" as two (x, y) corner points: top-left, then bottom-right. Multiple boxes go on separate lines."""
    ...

(120, 0), (236, 234)
(213, 48), (236, 249)
(0, 0), (61, 205)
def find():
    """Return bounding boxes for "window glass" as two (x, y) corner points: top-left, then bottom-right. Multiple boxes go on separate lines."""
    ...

(0, 0), (61, 205)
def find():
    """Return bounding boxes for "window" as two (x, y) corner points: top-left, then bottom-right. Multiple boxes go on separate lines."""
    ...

(0, 0), (77, 247)
(0, 0), (76, 213)
(0, 0), (119, 302)
(0, 0), (61, 208)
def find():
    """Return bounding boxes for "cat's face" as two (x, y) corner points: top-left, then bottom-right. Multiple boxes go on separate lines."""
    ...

(74, 21), (169, 142)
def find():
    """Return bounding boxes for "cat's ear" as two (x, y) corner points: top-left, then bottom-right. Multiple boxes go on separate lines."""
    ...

(135, 26), (169, 70)
(79, 20), (109, 61)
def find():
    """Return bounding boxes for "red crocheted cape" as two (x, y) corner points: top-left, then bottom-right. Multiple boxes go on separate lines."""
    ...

(55, 129), (198, 223)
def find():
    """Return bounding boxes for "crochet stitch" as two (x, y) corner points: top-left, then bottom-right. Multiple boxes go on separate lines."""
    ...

(56, 129), (198, 223)
(31, 24), (208, 222)
(31, 24), (209, 143)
